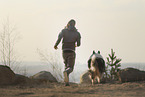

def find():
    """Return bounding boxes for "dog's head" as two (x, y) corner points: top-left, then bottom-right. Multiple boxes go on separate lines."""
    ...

(88, 50), (98, 69)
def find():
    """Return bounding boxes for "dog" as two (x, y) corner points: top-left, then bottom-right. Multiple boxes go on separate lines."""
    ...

(88, 50), (105, 85)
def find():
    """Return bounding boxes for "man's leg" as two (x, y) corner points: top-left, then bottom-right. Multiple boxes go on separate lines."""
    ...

(62, 52), (69, 85)
(63, 52), (76, 86)
(65, 52), (76, 74)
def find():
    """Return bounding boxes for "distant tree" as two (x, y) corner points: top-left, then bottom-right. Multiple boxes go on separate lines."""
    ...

(106, 49), (122, 80)
(0, 18), (21, 70)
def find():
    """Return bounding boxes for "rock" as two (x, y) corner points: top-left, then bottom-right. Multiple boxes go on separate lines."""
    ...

(118, 68), (145, 83)
(80, 70), (91, 84)
(14, 74), (30, 84)
(0, 65), (15, 85)
(31, 71), (58, 82)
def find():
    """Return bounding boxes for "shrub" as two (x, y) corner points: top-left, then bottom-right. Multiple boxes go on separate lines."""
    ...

(106, 49), (122, 80)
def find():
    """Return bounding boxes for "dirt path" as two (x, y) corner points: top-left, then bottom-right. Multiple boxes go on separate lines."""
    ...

(0, 81), (145, 97)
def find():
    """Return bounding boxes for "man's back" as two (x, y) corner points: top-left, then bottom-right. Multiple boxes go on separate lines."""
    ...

(62, 29), (80, 42)
(61, 28), (81, 51)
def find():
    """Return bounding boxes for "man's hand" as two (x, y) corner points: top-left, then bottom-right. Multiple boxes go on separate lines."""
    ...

(54, 46), (58, 50)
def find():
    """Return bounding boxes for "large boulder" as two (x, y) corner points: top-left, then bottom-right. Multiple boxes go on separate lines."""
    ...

(80, 70), (91, 84)
(118, 68), (145, 82)
(14, 74), (30, 85)
(31, 71), (58, 82)
(0, 65), (15, 85)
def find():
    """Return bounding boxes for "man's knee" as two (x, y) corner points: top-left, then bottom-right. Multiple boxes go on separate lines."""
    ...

(66, 67), (73, 74)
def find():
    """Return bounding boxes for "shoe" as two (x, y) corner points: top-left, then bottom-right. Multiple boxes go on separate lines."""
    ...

(63, 71), (69, 83)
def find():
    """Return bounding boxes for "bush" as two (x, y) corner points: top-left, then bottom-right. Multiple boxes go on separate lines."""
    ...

(37, 49), (63, 82)
(106, 49), (122, 80)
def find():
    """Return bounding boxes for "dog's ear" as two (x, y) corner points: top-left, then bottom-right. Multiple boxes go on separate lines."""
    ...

(93, 50), (96, 54)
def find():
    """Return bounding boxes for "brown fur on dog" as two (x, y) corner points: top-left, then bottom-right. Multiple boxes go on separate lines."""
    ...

(88, 51), (105, 85)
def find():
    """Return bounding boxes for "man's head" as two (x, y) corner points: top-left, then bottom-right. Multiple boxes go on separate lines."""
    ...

(68, 19), (76, 26)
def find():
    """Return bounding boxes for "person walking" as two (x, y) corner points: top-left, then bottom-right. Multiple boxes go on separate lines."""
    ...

(54, 19), (81, 86)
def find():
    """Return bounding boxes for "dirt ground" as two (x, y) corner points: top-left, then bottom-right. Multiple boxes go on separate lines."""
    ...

(0, 81), (145, 97)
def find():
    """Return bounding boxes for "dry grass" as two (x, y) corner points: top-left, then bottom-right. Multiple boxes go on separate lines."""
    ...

(0, 81), (145, 97)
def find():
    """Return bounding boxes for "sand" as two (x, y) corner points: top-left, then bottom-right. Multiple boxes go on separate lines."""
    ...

(0, 81), (145, 97)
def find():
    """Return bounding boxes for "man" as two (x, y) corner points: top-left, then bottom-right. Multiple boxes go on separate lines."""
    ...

(54, 19), (81, 86)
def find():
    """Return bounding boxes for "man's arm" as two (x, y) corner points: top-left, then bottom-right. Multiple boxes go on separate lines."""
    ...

(54, 31), (63, 49)
(76, 32), (81, 47)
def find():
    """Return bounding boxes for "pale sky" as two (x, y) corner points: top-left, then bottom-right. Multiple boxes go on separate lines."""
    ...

(0, 0), (145, 63)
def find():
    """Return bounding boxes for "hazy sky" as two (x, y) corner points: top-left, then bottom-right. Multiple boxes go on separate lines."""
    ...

(0, 0), (145, 63)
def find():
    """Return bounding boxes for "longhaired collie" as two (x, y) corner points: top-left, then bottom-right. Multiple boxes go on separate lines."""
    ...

(88, 51), (105, 85)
